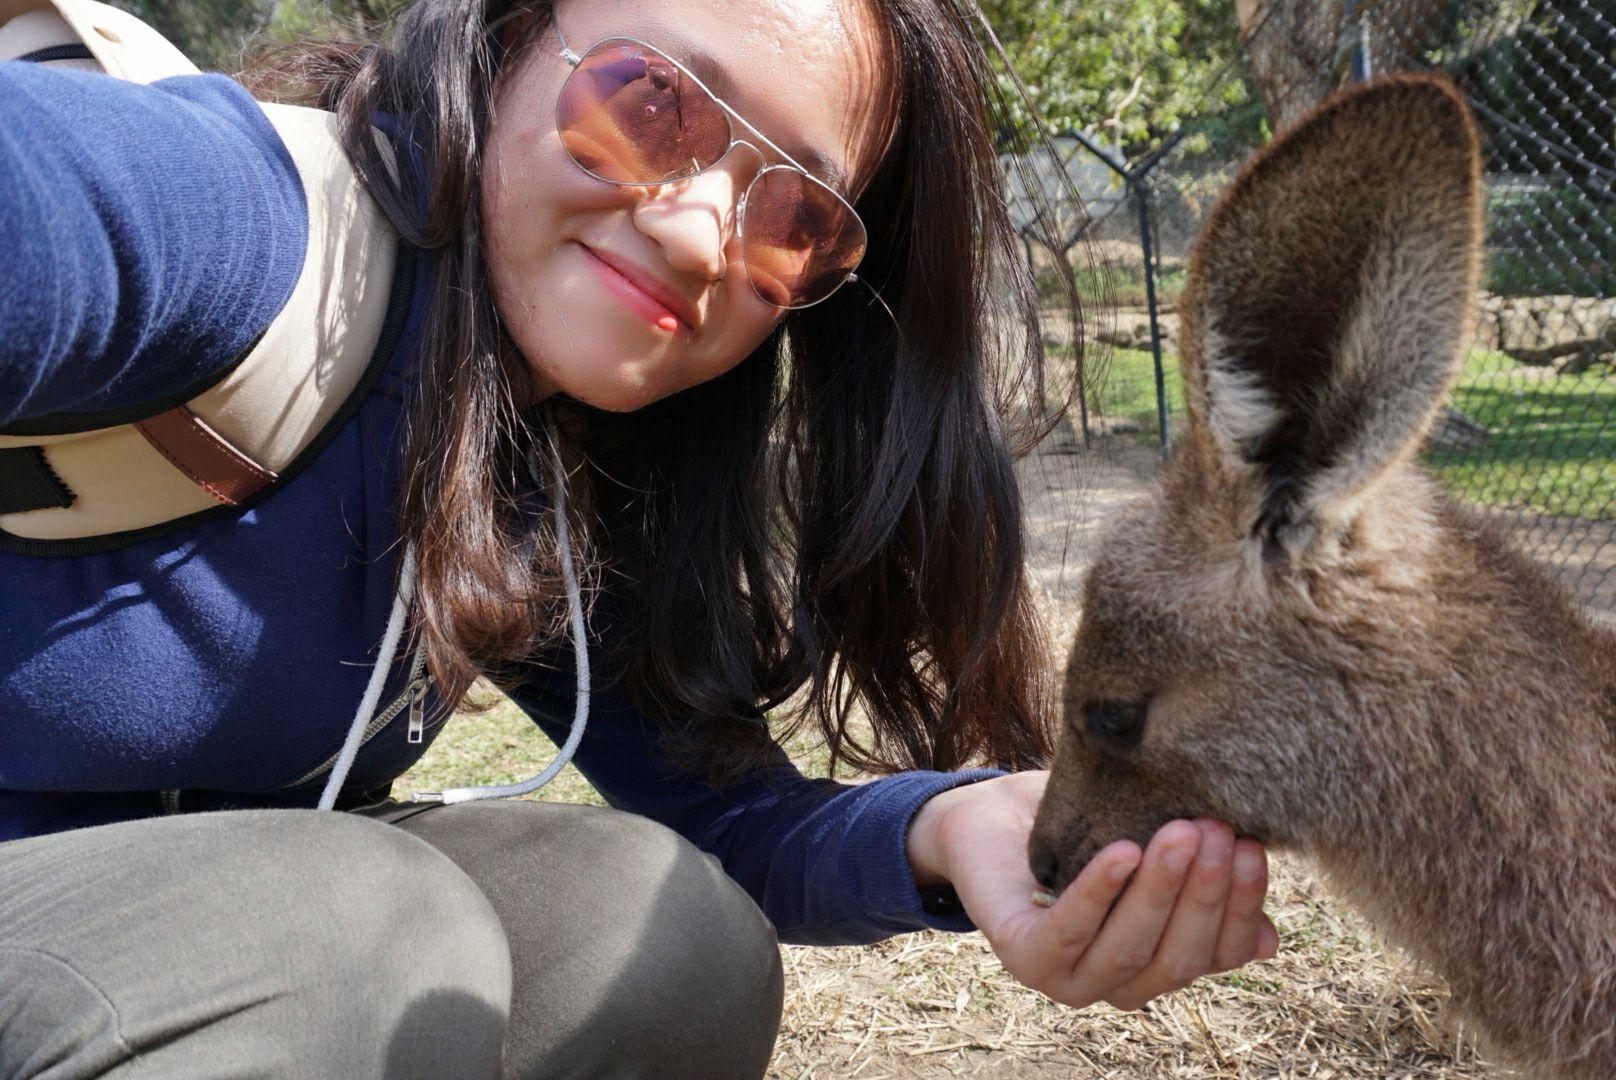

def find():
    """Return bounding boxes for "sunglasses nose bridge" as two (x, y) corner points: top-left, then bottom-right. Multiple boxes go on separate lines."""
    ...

(726, 137), (768, 173)
(719, 140), (770, 238)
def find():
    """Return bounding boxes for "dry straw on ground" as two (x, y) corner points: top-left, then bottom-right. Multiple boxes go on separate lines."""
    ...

(402, 440), (1506, 1078)
(769, 852), (1492, 1078)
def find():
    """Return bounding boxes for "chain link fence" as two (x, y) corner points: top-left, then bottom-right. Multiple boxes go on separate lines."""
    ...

(1010, 0), (1615, 612)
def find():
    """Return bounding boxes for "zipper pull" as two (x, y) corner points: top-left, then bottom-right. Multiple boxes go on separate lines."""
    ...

(406, 677), (430, 744)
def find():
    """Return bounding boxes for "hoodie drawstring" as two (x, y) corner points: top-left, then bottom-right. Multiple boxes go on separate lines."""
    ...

(318, 426), (591, 810)
(317, 541), (419, 811)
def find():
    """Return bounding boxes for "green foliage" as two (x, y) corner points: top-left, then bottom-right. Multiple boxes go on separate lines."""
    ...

(1485, 185), (1616, 298)
(107, 0), (268, 72)
(1050, 262), (1188, 308)
(1441, 0), (1616, 180)
(106, 0), (409, 72)
(263, 0), (412, 44)
(979, 0), (1257, 159)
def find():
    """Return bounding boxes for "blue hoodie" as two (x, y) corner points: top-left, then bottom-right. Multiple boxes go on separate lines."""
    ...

(0, 60), (1005, 945)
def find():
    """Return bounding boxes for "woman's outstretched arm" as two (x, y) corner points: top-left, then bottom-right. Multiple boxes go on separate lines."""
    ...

(508, 650), (1006, 946)
(508, 649), (1276, 991)
(0, 62), (306, 425)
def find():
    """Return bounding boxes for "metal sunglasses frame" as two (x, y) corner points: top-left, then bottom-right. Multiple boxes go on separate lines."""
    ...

(551, 23), (870, 311)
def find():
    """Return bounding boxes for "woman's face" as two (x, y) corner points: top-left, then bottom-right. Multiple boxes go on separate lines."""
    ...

(481, 0), (891, 412)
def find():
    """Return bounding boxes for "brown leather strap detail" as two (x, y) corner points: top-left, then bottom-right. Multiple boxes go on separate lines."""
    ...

(134, 406), (277, 506)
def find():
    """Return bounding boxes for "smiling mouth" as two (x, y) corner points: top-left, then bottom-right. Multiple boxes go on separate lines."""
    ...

(579, 245), (691, 335)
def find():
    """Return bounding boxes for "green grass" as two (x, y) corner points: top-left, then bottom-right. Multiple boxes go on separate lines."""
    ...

(1091, 346), (1183, 432)
(1428, 349), (1616, 521)
(1087, 346), (1615, 522)
(398, 691), (605, 805)
(1065, 263), (1190, 309)
(397, 688), (849, 805)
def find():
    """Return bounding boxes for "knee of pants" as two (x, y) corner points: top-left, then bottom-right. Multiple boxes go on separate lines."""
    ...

(566, 810), (785, 1075)
(255, 812), (515, 1066)
(1, 810), (513, 1079)
(408, 803), (784, 1079)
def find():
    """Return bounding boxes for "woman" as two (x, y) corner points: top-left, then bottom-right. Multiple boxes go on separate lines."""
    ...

(0, 0), (1277, 1075)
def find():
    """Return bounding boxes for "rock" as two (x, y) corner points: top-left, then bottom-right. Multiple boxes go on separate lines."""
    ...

(1504, 339), (1602, 367)
(1428, 406), (1490, 451)
(1477, 293), (1616, 355)
(1088, 415), (1145, 437)
(1093, 308), (1174, 352)
(1554, 347), (1615, 377)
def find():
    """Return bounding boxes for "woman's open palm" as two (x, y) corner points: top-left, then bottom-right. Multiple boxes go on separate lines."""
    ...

(920, 771), (1279, 1011)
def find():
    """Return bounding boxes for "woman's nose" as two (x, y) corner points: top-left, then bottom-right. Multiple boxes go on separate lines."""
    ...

(630, 154), (756, 283)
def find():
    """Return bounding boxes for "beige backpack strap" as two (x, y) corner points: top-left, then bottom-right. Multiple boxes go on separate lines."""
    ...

(0, 0), (411, 554)
(0, 0), (195, 80)
(0, 3), (96, 71)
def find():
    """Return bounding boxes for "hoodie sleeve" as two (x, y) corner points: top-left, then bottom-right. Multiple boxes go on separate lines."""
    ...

(507, 650), (1008, 946)
(0, 61), (306, 426)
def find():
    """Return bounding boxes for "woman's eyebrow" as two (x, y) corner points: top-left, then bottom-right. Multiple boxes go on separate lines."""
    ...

(665, 39), (853, 193)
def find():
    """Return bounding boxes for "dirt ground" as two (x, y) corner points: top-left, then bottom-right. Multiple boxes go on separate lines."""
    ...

(764, 436), (1502, 1079)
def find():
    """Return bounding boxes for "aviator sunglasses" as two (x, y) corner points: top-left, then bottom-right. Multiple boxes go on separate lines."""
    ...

(552, 22), (871, 310)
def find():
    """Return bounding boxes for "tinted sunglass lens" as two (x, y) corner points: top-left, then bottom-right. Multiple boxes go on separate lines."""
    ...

(742, 169), (866, 308)
(557, 42), (730, 184)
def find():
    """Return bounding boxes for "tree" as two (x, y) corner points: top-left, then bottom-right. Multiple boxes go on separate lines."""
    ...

(1235, 0), (1457, 133)
(1442, 0), (1616, 181)
(980, 0), (1256, 161)
(108, 0), (270, 72)
(1233, 0), (1344, 130)
(107, 0), (409, 72)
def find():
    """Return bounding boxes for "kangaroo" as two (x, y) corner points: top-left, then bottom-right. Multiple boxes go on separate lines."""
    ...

(1029, 75), (1616, 1078)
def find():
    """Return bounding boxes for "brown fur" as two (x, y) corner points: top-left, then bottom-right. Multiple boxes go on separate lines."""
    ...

(1031, 75), (1616, 1078)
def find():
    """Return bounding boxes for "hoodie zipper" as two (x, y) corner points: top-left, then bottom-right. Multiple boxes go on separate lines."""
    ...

(285, 642), (433, 790)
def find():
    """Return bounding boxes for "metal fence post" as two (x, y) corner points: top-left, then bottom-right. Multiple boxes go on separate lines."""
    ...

(1344, 0), (1373, 82)
(1133, 179), (1171, 457)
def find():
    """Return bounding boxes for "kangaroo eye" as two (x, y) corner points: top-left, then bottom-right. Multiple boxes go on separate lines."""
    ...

(1084, 700), (1147, 748)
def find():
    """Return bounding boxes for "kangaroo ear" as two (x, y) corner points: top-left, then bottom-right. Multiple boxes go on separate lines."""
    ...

(1177, 75), (1484, 558)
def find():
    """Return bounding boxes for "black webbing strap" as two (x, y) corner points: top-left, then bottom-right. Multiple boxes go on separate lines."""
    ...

(17, 43), (95, 63)
(0, 446), (74, 513)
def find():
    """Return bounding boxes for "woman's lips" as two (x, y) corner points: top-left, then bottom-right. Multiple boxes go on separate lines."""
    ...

(579, 245), (690, 334)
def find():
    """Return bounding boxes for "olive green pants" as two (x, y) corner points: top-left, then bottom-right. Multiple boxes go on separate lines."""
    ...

(0, 800), (784, 1078)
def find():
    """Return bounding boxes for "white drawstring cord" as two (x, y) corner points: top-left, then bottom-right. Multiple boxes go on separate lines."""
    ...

(318, 428), (589, 810)
(318, 540), (419, 811)
(411, 432), (590, 804)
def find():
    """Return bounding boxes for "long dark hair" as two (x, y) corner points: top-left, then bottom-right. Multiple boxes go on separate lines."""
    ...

(246, 0), (1087, 781)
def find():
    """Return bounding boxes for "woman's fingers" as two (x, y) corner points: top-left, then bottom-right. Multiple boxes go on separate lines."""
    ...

(1257, 914), (1280, 960)
(1210, 838), (1270, 972)
(1051, 820), (1202, 999)
(1003, 839), (1140, 1008)
(1103, 819), (1236, 1010)
(1027, 839), (1141, 955)
(986, 817), (1279, 1015)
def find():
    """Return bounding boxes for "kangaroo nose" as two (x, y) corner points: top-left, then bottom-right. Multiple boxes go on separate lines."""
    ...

(1028, 836), (1061, 892)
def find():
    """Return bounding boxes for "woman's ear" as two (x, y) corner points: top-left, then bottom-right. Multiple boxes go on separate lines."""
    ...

(1174, 75), (1485, 560)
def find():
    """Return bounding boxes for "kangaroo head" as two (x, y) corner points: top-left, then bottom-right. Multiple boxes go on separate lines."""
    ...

(1031, 76), (1485, 893)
